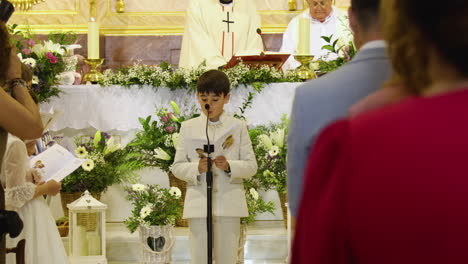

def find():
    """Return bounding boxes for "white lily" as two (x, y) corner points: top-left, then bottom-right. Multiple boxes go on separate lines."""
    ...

(31, 43), (45, 57)
(43, 40), (65, 55)
(93, 130), (102, 148)
(271, 128), (285, 148)
(258, 134), (273, 150)
(104, 136), (121, 154)
(249, 188), (259, 200)
(171, 133), (180, 147)
(32, 76), (39, 85)
(154, 148), (171, 160)
(169, 187), (182, 198)
(170, 100), (181, 115)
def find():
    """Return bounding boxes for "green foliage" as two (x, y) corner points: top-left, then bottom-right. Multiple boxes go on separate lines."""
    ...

(241, 187), (275, 224)
(125, 102), (199, 172)
(47, 31), (77, 46)
(315, 34), (357, 74)
(61, 131), (145, 193)
(124, 184), (183, 233)
(233, 91), (255, 121)
(245, 116), (289, 194)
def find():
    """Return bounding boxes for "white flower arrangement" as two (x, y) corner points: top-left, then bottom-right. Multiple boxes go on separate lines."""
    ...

(124, 184), (183, 233)
(100, 62), (301, 90)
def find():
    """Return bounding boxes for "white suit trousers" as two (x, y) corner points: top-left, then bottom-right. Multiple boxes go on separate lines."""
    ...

(188, 217), (241, 264)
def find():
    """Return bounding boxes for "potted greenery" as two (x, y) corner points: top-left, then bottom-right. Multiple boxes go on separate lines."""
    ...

(124, 184), (182, 264)
(125, 101), (198, 227)
(246, 116), (289, 226)
(61, 130), (144, 217)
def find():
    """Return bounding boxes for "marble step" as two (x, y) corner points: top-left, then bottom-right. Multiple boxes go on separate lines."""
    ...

(64, 221), (289, 263)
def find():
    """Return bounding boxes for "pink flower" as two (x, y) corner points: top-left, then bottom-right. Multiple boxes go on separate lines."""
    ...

(46, 52), (58, 64)
(161, 115), (168, 123)
(27, 39), (36, 47)
(22, 48), (31, 55)
(167, 112), (173, 119)
(165, 126), (174, 133)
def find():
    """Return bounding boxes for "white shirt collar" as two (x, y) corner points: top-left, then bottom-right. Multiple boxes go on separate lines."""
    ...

(202, 111), (226, 127)
(360, 40), (387, 51)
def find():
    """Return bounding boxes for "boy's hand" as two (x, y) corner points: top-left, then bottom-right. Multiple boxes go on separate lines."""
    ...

(214, 156), (230, 171)
(198, 157), (208, 173)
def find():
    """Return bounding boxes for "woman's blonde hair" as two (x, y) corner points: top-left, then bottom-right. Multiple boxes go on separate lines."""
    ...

(382, 0), (468, 94)
(381, 0), (430, 95)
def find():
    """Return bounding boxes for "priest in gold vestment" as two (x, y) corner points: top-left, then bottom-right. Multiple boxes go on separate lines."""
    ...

(179, 0), (263, 69)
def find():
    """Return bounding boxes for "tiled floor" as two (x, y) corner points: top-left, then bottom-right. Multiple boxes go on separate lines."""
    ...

(67, 221), (289, 263)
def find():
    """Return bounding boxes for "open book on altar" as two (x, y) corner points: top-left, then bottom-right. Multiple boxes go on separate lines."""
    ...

(224, 51), (291, 70)
(186, 124), (237, 159)
(29, 144), (84, 182)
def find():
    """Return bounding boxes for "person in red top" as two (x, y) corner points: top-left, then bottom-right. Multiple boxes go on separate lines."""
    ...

(292, 0), (468, 263)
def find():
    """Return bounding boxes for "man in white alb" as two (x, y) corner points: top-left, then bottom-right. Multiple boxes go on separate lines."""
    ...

(280, 0), (351, 70)
(179, 0), (264, 69)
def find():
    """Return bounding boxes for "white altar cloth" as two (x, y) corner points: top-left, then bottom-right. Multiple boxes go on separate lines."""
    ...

(40, 83), (301, 132)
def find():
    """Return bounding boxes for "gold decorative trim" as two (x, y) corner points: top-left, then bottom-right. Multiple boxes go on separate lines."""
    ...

(14, 24), (88, 34)
(14, 0), (80, 15)
(105, 0), (302, 17)
(14, 24), (287, 35)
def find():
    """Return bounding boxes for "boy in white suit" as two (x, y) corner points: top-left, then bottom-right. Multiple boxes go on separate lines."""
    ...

(172, 70), (257, 264)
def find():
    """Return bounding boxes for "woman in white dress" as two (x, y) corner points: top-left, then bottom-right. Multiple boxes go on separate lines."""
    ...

(1, 134), (67, 264)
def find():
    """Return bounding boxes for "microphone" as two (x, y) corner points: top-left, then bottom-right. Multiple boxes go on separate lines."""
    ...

(256, 28), (267, 56)
(219, 0), (233, 4)
(205, 104), (210, 111)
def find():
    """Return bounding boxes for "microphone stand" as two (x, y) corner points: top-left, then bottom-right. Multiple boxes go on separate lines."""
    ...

(203, 104), (214, 264)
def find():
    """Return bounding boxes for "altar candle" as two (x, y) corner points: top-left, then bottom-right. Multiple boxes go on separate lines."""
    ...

(87, 232), (102, 255)
(88, 18), (100, 59)
(297, 17), (310, 55)
(73, 225), (89, 256)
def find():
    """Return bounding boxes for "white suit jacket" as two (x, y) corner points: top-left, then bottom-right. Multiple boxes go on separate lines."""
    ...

(171, 112), (257, 219)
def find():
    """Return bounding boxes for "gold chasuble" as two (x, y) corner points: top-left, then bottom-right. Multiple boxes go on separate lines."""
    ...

(179, 0), (263, 69)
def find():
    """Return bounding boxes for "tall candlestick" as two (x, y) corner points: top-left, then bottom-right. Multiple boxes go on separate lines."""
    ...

(88, 18), (100, 59)
(297, 17), (310, 55)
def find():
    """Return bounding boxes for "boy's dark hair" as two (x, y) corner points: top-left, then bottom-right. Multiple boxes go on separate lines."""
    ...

(196, 70), (230, 96)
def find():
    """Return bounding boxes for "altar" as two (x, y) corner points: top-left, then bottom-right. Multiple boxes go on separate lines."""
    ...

(41, 83), (302, 222)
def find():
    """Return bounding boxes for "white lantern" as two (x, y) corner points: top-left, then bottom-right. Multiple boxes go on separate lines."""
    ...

(67, 190), (108, 264)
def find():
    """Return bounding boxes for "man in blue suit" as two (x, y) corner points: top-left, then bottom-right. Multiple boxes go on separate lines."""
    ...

(287, 0), (391, 217)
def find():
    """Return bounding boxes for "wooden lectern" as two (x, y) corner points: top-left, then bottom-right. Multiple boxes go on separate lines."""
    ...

(224, 52), (291, 70)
